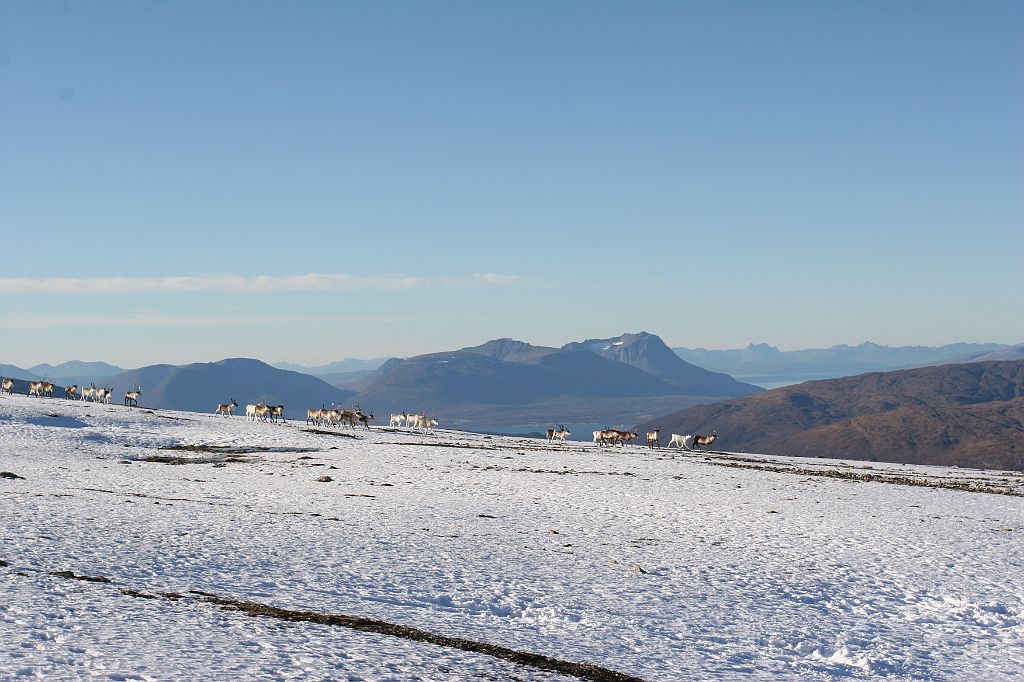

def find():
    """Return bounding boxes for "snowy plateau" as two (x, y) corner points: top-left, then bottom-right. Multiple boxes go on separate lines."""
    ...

(1, 394), (1022, 681)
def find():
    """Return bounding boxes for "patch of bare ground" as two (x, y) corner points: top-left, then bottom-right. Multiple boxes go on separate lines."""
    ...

(140, 443), (321, 465)
(161, 444), (319, 455)
(2, 563), (644, 682)
(693, 457), (1023, 496)
(140, 455), (253, 465)
(50, 570), (111, 583)
(301, 429), (360, 438)
(194, 594), (645, 681)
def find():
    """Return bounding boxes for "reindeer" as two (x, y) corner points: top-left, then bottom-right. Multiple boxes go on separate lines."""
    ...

(246, 404), (271, 421)
(335, 409), (361, 429)
(216, 399), (238, 417)
(270, 405), (285, 423)
(410, 414), (439, 433)
(601, 428), (638, 447)
(28, 381), (44, 397)
(1, 378), (13, 395)
(124, 386), (142, 407)
(99, 387), (114, 404)
(306, 407), (335, 426)
(80, 384), (96, 401)
(355, 411), (374, 430)
(668, 433), (694, 451)
(646, 429), (660, 448)
(65, 385), (78, 400)
(41, 381), (55, 397)
(547, 425), (570, 442)
(390, 412), (407, 428)
(693, 431), (718, 451)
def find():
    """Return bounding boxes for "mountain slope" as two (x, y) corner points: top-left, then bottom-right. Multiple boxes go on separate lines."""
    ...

(105, 359), (357, 418)
(640, 360), (1024, 470)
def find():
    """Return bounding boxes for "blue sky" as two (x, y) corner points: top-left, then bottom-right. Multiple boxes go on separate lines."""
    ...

(1, 1), (1021, 367)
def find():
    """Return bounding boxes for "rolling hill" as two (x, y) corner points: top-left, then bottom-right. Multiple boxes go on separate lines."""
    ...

(27, 360), (125, 387)
(640, 360), (1024, 470)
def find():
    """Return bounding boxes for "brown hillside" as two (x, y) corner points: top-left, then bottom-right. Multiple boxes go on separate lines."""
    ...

(640, 361), (1024, 470)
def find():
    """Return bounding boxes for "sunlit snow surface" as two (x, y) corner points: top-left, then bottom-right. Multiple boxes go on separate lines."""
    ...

(2, 394), (1022, 681)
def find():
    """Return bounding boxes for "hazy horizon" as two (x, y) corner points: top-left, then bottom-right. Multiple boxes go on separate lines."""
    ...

(2, 335), (1018, 371)
(3, 2), (1021, 367)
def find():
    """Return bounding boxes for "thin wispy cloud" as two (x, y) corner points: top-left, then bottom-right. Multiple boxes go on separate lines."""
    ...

(0, 312), (516, 330)
(0, 272), (520, 295)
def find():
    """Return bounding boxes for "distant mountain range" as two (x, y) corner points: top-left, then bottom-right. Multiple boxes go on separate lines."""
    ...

(0, 360), (125, 386)
(640, 360), (1024, 470)
(350, 332), (762, 431)
(28, 360), (125, 386)
(101, 359), (356, 418)
(672, 341), (1013, 384)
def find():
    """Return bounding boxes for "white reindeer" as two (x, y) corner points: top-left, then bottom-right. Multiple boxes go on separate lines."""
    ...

(668, 433), (694, 450)
(246, 404), (271, 422)
(99, 387), (113, 404)
(410, 415), (438, 433)
(389, 412), (407, 428)
(124, 386), (142, 407)
(215, 399), (238, 417)
(2, 378), (13, 395)
(646, 429), (660, 449)
(80, 384), (96, 401)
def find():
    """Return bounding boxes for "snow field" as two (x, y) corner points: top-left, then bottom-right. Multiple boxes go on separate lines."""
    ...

(1, 394), (1022, 680)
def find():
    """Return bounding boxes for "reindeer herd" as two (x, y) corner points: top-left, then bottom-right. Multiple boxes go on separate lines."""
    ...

(586, 427), (718, 451)
(1, 378), (143, 406)
(4, 373), (719, 450)
(306, 405), (374, 429)
(388, 412), (441, 433)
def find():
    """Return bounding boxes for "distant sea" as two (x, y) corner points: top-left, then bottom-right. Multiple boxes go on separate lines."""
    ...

(737, 374), (842, 390)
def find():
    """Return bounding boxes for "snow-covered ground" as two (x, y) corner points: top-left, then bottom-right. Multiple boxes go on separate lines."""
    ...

(2, 393), (1022, 681)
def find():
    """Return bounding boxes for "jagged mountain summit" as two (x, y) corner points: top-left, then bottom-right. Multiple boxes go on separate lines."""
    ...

(563, 332), (754, 395)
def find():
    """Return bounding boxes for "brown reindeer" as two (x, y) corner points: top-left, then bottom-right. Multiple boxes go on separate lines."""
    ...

(693, 431), (718, 451)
